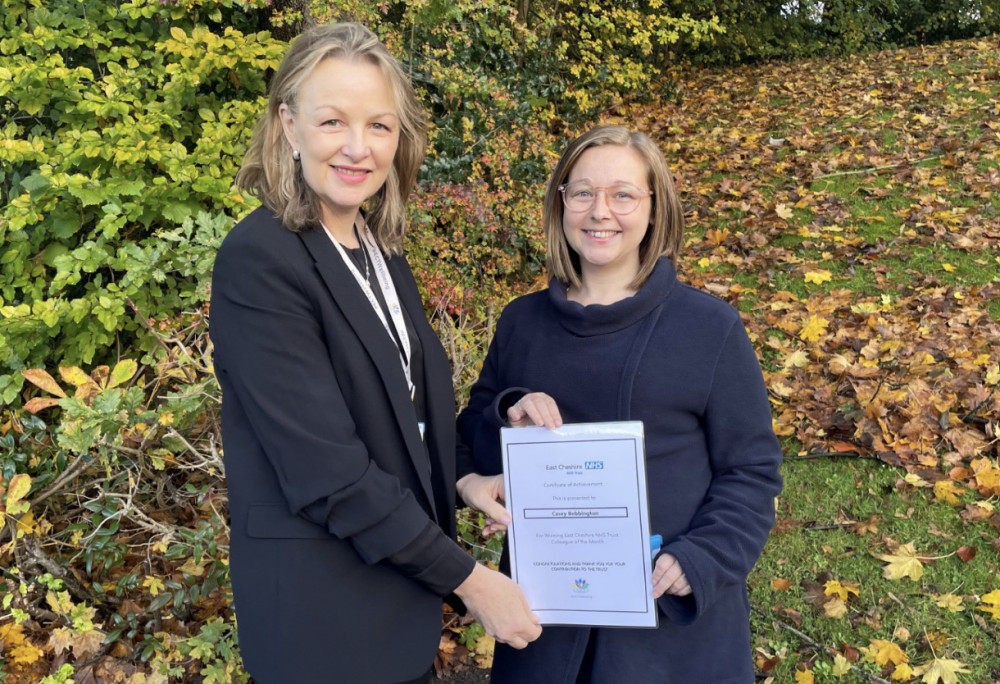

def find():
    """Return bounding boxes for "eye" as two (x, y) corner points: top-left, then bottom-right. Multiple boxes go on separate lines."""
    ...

(570, 185), (594, 198)
(613, 185), (640, 200)
(371, 122), (392, 132)
(322, 119), (343, 127)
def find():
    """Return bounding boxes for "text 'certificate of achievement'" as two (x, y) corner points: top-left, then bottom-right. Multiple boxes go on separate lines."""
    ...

(501, 422), (657, 628)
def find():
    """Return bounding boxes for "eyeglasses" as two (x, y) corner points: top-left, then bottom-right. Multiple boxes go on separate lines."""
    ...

(558, 182), (653, 215)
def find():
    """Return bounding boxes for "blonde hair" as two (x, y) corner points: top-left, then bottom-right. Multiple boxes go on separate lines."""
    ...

(236, 23), (426, 254)
(543, 125), (684, 289)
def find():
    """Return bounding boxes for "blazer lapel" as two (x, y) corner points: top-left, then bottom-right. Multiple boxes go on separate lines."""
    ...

(298, 228), (437, 515)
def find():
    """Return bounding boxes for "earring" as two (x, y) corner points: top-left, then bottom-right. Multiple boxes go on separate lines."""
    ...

(292, 149), (301, 161)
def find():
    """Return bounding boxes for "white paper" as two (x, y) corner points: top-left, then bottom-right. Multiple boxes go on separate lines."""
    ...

(501, 422), (657, 627)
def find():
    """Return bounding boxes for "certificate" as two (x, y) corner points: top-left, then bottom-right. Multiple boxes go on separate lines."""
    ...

(501, 422), (657, 628)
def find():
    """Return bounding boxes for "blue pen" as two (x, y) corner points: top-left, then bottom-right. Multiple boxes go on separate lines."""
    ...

(650, 534), (663, 559)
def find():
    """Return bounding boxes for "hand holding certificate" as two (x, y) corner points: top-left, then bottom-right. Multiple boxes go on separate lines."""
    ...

(501, 422), (657, 628)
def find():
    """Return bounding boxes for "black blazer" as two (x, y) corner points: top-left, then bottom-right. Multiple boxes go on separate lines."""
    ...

(211, 207), (468, 683)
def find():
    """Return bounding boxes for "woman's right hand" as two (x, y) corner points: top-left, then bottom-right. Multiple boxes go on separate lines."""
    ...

(457, 473), (510, 535)
(454, 564), (542, 649)
(506, 392), (563, 429)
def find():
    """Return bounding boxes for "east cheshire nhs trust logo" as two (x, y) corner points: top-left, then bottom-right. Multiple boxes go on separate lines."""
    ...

(572, 578), (590, 593)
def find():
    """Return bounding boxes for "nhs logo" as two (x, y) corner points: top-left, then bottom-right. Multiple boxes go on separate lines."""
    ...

(584, 461), (604, 470)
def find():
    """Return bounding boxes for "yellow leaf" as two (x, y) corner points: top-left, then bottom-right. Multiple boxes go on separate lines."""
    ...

(474, 633), (495, 668)
(978, 590), (1000, 620)
(824, 579), (860, 601)
(15, 511), (35, 537)
(850, 302), (880, 314)
(904, 473), (931, 488)
(46, 590), (75, 616)
(942, 263), (955, 272)
(5, 473), (32, 504)
(143, 576), (165, 597)
(783, 350), (810, 369)
(874, 543), (925, 581)
(0, 622), (26, 645)
(775, 203), (794, 220)
(971, 459), (1000, 490)
(971, 500), (994, 513)
(59, 365), (96, 388)
(697, 257), (710, 268)
(832, 653), (852, 677)
(1, 619), (44, 665)
(10, 642), (44, 666)
(823, 597), (847, 619)
(804, 269), (832, 285)
(933, 480), (963, 506)
(795, 669), (815, 684)
(935, 594), (963, 612)
(177, 558), (205, 576)
(912, 657), (970, 684)
(862, 639), (909, 666)
(109, 359), (138, 388)
(891, 663), (914, 680)
(20, 368), (66, 397)
(799, 315), (829, 343)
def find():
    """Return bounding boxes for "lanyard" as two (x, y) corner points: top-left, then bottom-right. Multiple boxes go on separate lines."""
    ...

(324, 221), (414, 397)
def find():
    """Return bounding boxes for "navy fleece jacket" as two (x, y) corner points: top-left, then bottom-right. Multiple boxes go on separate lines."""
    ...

(457, 257), (783, 683)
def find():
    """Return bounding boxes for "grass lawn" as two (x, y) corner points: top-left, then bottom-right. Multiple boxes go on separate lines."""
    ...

(750, 456), (1000, 682)
(626, 36), (1000, 683)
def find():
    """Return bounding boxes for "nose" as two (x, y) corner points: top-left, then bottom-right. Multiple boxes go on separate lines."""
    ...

(589, 188), (612, 218)
(341, 127), (371, 160)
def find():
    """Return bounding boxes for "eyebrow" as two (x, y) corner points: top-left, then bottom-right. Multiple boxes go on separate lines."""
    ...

(567, 179), (643, 186)
(311, 104), (399, 120)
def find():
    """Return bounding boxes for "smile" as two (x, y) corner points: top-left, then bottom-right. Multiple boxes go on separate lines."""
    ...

(584, 230), (619, 238)
(333, 166), (369, 176)
(332, 166), (371, 183)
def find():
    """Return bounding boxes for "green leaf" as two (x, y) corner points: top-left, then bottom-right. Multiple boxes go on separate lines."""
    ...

(20, 174), (51, 199)
(67, 183), (107, 207)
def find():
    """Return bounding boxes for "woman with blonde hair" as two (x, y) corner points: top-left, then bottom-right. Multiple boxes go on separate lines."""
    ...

(212, 22), (539, 684)
(458, 125), (782, 682)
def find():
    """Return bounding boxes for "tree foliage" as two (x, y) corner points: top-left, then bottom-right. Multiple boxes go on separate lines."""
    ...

(0, 0), (283, 403)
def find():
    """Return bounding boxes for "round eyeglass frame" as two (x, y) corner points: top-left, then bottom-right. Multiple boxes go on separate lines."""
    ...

(557, 182), (654, 215)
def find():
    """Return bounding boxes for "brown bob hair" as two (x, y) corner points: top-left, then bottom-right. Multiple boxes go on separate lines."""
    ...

(543, 125), (684, 289)
(235, 23), (426, 254)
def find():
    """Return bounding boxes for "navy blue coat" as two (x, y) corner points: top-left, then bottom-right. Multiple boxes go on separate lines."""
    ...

(211, 207), (474, 683)
(457, 258), (783, 683)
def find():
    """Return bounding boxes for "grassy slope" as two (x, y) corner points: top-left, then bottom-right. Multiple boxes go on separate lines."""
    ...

(604, 37), (1000, 683)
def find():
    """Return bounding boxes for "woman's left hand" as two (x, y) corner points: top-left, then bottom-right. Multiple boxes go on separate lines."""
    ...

(457, 473), (511, 535)
(651, 552), (692, 598)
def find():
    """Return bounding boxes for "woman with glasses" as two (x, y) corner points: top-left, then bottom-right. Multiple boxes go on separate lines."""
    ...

(457, 125), (783, 682)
